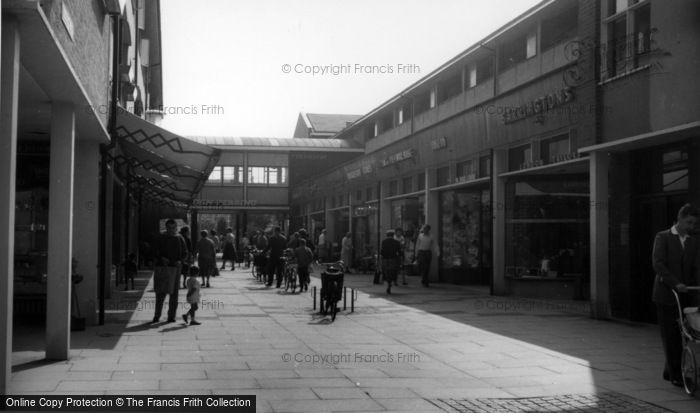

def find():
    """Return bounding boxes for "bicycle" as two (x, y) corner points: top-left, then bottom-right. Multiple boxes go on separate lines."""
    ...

(251, 248), (267, 282)
(320, 261), (344, 321)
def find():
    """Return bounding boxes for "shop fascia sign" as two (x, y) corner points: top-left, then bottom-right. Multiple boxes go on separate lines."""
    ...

(431, 136), (447, 151)
(503, 87), (575, 124)
(380, 148), (416, 168)
(344, 158), (375, 180)
(193, 199), (258, 208)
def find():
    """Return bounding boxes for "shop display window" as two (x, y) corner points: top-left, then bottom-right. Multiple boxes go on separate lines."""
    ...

(505, 176), (589, 279)
(439, 189), (491, 284)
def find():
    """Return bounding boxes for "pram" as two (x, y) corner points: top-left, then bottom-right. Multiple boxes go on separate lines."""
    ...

(672, 286), (700, 396)
(320, 261), (345, 321)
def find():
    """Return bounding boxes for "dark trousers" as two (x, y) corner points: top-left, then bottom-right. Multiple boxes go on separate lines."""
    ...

(417, 250), (432, 286)
(266, 257), (284, 286)
(298, 266), (310, 287)
(187, 302), (199, 318)
(154, 287), (179, 321)
(656, 303), (682, 382)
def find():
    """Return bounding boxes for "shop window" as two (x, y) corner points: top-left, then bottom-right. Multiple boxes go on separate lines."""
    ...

(601, 0), (651, 80)
(417, 172), (426, 190)
(479, 155), (491, 178)
(541, 4), (578, 51)
(662, 148), (689, 192)
(222, 166), (244, 185)
(541, 134), (570, 164)
(402, 177), (413, 194)
(508, 144), (532, 171)
(456, 159), (478, 181)
(436, 166), (450, 187)
(389, 180), (398, 197)
(206, 166), (222, 185)
(505, 176), (590, 279)
(438, 72), (462, 104)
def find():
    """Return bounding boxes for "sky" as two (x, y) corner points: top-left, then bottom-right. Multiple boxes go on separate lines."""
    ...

(159, 0), (542, 138)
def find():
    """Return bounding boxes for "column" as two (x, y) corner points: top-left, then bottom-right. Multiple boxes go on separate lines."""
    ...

(0, 16), (20, 393)
(72, 141), (100, 325)
(491, 149), (507, 295)
(424, 167), (439, 282)
(590, 151), (611, 319)
(46, 102), (75, 360)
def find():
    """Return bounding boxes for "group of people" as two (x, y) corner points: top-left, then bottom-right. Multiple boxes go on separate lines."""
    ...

(380, 224), (439, 294)
(249, 226), (315, 290)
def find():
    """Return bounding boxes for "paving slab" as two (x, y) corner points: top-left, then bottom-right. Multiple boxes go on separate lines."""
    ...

(9, 266), (700, 412)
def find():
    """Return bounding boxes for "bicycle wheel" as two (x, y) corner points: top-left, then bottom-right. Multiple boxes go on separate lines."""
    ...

(290, 269), (297, 292)
(682, 345), (697, 395)
(251, 264), (257, 279)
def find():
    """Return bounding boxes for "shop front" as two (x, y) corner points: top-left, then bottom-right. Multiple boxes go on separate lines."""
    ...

(503, 173), (590, 300)
(438, 187), (491, 285)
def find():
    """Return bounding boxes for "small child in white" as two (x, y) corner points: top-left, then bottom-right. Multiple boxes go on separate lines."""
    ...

(182, 266), (201, 325)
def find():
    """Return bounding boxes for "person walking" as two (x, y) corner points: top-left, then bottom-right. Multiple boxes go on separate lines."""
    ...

(197, 230), (216, 288)
(381, 230), (402, 294)
(265, 226), (287, 287)
(240, 233), (250, 268)
(221, 227), (236, 271)
(394, 228), (406, 286)
(179, 226), (193, 289)
(317, 229), (328, 262)
(182, 265), (202, 325)
(415, 224), (439, 288)
(152, 219), (188, 323)
(652, 203), (700, 387)
(294, 238), (314, 292)
(341, 232), (353, 273)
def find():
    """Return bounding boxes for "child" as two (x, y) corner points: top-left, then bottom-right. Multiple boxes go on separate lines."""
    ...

(294, 238), (314, 292)
(124, 253), (137, 290)
(182, 266), (202, 325)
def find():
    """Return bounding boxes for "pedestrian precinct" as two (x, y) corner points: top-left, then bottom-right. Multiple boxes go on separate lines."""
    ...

(415, 224), (439, 288)
(341, 232), (353, 272)
(152, 219), (188, 323)
(221, 227), (236, 271)
(651, 203), (700, 387)
(294, 238), (314, 292)
(381, 230), (402, 295)
(265, 226), (287, 287)
(182, 265), (202, 326)
(197, 230), (216, 288)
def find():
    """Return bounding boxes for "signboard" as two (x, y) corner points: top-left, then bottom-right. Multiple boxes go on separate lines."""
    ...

(380, 148), (416, 168)
(503, 87), (575, 124)
(193, 199), (258, 209)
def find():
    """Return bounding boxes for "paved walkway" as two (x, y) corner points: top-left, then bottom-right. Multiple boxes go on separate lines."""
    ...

(10, 265), (700, 412)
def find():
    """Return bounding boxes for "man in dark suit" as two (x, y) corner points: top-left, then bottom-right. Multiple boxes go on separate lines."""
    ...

(652, 203), (700, 387)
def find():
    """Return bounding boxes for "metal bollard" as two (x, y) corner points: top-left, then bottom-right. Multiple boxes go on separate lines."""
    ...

(351, 288), (355, 313)
(343, 287), (347, 310)
(313, 286), (316, 310)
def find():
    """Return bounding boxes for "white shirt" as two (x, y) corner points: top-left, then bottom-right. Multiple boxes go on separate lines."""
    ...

(671, 225), (688, 249)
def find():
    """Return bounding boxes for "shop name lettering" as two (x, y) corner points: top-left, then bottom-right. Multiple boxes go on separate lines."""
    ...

(381, 149), (416, 167)
(431, 137), (447, 151)
(503, 87), (575, 124)
(345, 164), (373, 180)
(193, 200), (258, 207)
(520, 152), (580, 170)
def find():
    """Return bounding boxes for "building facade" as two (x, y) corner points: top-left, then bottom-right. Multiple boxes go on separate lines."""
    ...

(289, 0), (700, 322)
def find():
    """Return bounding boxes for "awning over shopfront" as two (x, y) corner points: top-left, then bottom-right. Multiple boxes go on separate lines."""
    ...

(578, 121), (700, 154)
(111, 109), (220, 207)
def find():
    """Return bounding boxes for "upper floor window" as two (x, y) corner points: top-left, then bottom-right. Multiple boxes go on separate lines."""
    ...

(509, 144), (533, 171)
(456, 159), (478, 180)
(206, 166), (222, 185)
(388, 180), (398, 197)
(541, 134), (570, 164)
(438, 72), (462, 104)
(402, 176), (413, 194)
(414, 90), (433, 115)
(499, 28), (537, 72)
(247, 166), (288, 185)
(541, 4), (578, 51)
(479, 155), (491, 177)
(468, 55), (494, 88)
(222, 166), (244, 185)
(417, 172), (426, 190)
(436, 166), (450, 186)
(601, 0), (651, 80)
